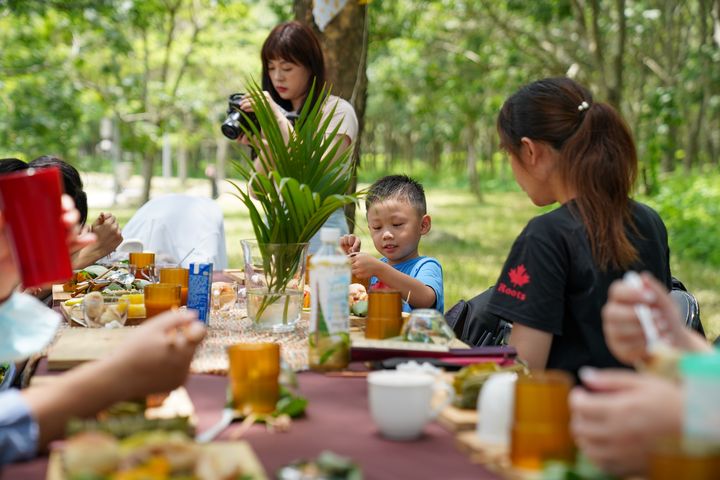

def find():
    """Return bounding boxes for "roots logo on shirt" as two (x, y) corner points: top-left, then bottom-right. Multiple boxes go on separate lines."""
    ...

(497, 264), (530, 301)
(508, 264), (530, 287)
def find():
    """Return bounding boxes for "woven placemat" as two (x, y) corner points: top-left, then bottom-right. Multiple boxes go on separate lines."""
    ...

(190, 307), (310, 375)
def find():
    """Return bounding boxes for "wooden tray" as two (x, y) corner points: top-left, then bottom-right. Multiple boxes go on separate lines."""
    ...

(223, 268), (246, 284)
(52, 284), (73, 302)
(456, 431), (542, 480)
(46, 440), (267, 480)
(438, 405), (477, 432)
(47, 327), (136, 370)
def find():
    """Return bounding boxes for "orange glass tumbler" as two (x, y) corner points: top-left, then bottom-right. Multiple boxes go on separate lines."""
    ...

(143, 283), (181, 319)
(649, 438), (720, 480)
(159, 267), (189, 305)
(227, 343), (280, 415)
(129, 252), (156, 280)
(510, 370), (575, 471)
(365, 290), (403, 339)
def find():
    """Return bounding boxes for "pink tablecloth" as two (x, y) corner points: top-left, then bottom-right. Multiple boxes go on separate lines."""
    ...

(3, 369), (500, 480)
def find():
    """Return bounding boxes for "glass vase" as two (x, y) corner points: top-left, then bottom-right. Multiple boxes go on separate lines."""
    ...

(241, 240), (309, 333)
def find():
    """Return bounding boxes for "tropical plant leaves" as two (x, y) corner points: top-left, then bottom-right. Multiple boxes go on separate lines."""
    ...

(227, 80), (360, 246)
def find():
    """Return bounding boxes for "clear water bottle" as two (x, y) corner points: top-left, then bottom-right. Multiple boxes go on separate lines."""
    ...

(309, 228), (350, 371)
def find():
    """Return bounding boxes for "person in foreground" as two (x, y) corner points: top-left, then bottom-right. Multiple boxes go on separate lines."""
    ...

(570, 272), (713, 476)
(340, 175), (444, 313)
(0, 156), (123, 270)
(0, 197), (206, 465)
(484, 77), (672, 374)
(30, 156), (123, 269)
(237, 21), (358, 253)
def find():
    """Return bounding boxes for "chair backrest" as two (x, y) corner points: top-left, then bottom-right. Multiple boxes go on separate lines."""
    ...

(121, 194), (228, 269)
(669, 288), (704, 337)
(445, 287), (512, 347)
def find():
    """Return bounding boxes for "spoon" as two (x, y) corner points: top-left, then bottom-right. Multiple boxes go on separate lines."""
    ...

(195, 407), (235, 443)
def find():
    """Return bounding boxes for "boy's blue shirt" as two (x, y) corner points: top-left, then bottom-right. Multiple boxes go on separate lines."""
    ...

(370, 256), (444, 313)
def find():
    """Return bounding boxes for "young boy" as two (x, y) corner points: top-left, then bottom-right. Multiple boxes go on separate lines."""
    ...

(340, 175), (444, 313)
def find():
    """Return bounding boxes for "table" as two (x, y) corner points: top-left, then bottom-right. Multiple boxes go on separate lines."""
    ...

(3, 366), (501, 480)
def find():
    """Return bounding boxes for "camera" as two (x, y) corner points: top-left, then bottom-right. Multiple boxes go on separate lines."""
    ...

(220, 93), (261, 140)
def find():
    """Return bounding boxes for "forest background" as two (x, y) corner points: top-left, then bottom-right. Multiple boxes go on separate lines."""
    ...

(1, 0), (718, 338)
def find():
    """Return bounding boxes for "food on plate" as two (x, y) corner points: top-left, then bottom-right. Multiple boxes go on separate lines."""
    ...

(119, 293), (147, 318)
(211, 282), (237, 310)
(277, 450), (361, 480)
(74, 292), (129, 328)
(453, 361), (528, 409)
(0, 363), (8, 386)
(61, 430), (250, 480)
(63, 264), (146, 297)
(348, 283), (368, 317)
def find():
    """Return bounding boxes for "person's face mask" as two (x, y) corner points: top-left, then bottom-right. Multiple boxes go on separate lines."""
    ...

(0, 292), (60, 363)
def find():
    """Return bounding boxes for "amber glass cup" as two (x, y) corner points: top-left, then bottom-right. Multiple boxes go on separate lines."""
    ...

(227, 343), (280, 415)
(649, 438), (720, 480)
(144, 283), (181, 318)
(159, 267), (189, 305)
(129, 252), (156, 280)
(351, 273), (370, 292)
(510, 370), (574, 470)
(365, 290), (403, 339)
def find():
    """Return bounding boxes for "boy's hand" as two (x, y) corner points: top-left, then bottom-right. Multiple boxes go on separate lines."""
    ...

(348, 252), (380, 280)
(340, 234), (361, 254)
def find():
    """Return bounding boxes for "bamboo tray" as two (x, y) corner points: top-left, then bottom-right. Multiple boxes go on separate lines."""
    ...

(47, 327), (136, 370)
(438, 405), (477, 432)
(46, 440), (267, 480)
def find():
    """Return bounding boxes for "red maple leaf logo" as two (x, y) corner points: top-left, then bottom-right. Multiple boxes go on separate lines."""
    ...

(508, 264), (531, 288)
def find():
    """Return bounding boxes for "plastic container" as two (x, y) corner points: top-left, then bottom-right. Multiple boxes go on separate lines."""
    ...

(309, 228), (350, 371)
(680, 352), (720, 441)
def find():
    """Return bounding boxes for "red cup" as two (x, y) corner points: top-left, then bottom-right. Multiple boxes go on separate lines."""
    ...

(0, 167), (73, 288)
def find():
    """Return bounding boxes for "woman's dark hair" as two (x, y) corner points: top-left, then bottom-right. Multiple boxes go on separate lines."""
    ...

(29, 155), (88, 227)
(261, 21), (326, 113)
(0, 158), (29, 174)
(497, 77), (638, 271)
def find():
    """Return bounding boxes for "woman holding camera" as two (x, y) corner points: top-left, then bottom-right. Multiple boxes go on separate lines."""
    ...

(237, 21), (359, 253)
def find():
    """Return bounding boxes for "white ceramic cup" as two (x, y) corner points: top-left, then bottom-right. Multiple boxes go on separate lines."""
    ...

(367, 370), (454, 441)
(476, 372), (518, 446)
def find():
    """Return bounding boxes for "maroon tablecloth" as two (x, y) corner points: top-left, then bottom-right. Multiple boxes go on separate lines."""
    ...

(3, 368), (500, 480)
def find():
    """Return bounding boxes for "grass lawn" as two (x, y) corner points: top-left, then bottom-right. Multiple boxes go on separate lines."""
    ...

(94, 180), (719, 342)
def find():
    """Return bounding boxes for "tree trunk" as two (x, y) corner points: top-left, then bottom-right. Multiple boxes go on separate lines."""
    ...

(141, 149), (156, 204)
(430, 138), (442, 172)
(466, 122), (481, 200)
(294, 0), (368, 233)
(215, 137), (228, 182)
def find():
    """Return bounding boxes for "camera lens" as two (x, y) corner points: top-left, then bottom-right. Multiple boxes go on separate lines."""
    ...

(221, 111), (242, 140)
(220, 92), (262, 140)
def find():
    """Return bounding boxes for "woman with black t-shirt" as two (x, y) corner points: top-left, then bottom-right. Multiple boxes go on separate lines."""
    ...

(486, 77), (671, 376)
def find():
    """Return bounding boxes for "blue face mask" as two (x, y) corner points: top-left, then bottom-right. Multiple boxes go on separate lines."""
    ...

(0, 292), (60, 363)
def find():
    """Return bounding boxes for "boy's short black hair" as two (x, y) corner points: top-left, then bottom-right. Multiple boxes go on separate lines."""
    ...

(366, 174), (426, 216)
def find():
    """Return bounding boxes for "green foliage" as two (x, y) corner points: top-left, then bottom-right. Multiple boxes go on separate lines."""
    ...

(642, 171), (720, 266)
(228, 82), (358, 245)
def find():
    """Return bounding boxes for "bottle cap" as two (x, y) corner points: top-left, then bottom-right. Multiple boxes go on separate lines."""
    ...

(320, 227), (341, 243)
(680, 351), (720, 378)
